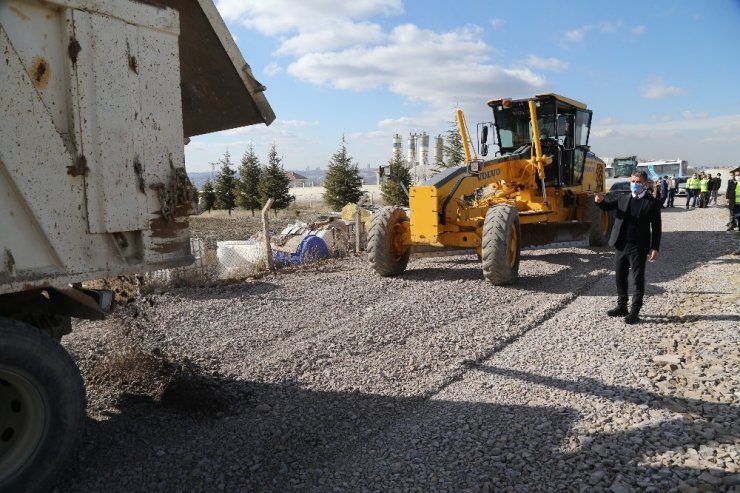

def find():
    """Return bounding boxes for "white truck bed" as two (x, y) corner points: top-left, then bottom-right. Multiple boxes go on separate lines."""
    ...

(0, 0), (274, 294)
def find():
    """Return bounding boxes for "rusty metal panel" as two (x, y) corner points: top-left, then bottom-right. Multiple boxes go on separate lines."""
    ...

(136, 22), (192, 263)
(71, 11), (153, 233)
(0, 2), (73, 143)
(158, 0), (276, 136)
(0, 21), (87, 288)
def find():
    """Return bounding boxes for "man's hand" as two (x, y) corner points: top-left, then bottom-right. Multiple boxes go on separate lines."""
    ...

(647, 249), (659, 262)
(594, 192), (605, 203)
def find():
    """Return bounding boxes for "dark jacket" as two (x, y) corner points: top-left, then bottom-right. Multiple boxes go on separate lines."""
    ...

(597, 192), (661, 252)
(727, 178), (737, 202)
(660, 179), (668, 196)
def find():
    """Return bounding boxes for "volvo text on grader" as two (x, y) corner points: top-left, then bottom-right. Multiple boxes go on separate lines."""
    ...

(368, 93), (610, 285)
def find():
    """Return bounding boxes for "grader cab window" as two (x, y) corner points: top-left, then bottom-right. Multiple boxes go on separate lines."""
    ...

(492, 96), (593, 187)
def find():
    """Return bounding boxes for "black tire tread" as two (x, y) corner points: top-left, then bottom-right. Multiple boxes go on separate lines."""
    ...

(481, 204), (521, 285)
(367, 206), (410, 276)
(0, 317), (86, 493)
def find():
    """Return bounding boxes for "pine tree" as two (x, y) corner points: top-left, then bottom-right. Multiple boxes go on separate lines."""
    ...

(323, 137), (363, 210)
(214, 150), (237, 215)
(237, 144), (262, 216)
(192, 183), (199, 208)
(202, 180), (216, 212)
(258, 143), (294, 215)
(443, 121), (465, 168)
(380, 152), (411, 206)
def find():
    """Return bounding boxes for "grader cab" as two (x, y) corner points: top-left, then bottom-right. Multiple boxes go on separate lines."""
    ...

(368, 93), (610, 285)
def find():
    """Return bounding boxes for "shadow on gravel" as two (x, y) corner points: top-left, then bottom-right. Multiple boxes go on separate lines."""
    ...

(166, 280), (282, 301)
(396, 230), (731, 295)
(58, 363), (739, 492)
(402, 265), (484, 282)
(643, 314), (740, 324)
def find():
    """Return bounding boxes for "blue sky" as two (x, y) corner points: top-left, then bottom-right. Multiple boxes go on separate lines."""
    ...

(184, 0), (740, 173)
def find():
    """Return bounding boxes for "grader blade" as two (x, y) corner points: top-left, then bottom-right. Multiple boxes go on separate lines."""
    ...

(520, 222), (591, 249)
(410, 245), (477, 258)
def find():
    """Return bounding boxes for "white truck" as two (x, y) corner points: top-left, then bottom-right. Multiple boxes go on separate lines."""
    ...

(0, 1), (274, 490)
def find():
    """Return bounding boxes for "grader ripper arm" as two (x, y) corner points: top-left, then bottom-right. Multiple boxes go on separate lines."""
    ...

(368, 93), (610, 285)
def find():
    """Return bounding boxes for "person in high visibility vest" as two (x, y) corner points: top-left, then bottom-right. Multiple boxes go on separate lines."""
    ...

(699, 173), (711, 208)
(686, 173), (700, 209)
(728, 171), (740, 230)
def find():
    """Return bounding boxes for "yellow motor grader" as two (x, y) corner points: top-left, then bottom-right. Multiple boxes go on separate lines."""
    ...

(368, 93), (610, 285)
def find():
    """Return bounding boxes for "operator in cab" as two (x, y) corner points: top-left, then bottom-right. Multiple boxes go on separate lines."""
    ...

(594, 170), (662, 324)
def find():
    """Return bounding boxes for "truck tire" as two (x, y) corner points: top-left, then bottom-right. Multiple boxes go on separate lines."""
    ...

(367, 206), (410, 276)
(585, 198), (610, 246)
(0, 317), (85, 493)
(481, 204), (521, 285)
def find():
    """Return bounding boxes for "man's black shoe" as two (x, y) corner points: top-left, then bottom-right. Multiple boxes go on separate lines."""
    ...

(607, 306), (628, 317)
(624, 311), (640, 324)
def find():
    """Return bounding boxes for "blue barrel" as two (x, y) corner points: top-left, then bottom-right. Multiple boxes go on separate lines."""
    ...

(273, 235), (329, 266)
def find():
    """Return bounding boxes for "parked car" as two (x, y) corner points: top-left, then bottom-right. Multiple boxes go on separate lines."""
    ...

(608, 180), (631, 196)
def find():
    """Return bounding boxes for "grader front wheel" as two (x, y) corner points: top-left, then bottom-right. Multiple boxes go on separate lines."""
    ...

(481, 204), (521, 285)
(367, 206), (410, 276)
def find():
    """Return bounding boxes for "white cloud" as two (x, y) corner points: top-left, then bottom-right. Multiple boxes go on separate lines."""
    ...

(348, 130), (388, 140)
(212, 2), (555, 163)
(563, 21), (645, 43)
(641, 76), (686, 99)
(216, 0), (403, 35)
(593, 113), (740, 138)
(276, 21), (386, 55)
(222, 119), (319, 136)
(598, 21), (619, 33)
(378, 116), (425, 128)
(590, 113), (740, 164)
(265, 62), (282, 76)
(682, 110), (709, 120)
(598, 116), (619, 125)
(525, 55), (569, 72)
(490, 18), (505, 29)
(565, 28), (586, 42)
(286, 24), (546, 120)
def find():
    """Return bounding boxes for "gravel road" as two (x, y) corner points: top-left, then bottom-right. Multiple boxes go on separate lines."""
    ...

(58, 205), (740, 492)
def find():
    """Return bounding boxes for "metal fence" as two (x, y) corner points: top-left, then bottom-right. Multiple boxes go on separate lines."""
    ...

(147, 237), (208, 283)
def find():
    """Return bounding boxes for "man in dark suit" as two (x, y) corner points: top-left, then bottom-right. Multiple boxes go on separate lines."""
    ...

(595, 170), (662, 324)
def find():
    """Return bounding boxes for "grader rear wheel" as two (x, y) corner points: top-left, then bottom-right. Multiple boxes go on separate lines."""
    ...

(367, 206), (410, 276)
(481, 204), (521, 285)
(0, 318), (85, 493)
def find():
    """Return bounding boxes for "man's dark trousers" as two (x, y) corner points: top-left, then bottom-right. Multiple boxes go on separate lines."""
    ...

(614, 243), (647, 308)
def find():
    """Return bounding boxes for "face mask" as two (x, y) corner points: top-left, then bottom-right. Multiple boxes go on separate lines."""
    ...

(630, 182), (644, 194)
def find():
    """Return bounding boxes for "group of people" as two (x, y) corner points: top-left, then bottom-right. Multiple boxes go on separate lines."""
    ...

(683, 172), (723, 209)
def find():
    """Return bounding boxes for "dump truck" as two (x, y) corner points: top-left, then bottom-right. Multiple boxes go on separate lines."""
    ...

(368, 93), (609, 285)
(0, 1), (274, 490)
